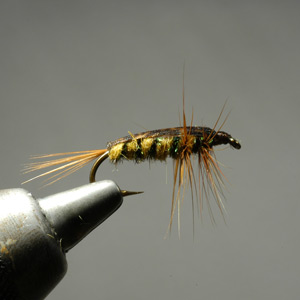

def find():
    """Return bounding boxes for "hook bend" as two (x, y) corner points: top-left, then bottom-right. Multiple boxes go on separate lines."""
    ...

(89, 150), (143, 197)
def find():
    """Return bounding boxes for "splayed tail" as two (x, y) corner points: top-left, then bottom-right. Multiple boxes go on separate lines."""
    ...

(22, 149), (108, 186)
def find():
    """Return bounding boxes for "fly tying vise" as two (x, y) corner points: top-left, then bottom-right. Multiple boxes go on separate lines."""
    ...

(23, 99), (241, 230)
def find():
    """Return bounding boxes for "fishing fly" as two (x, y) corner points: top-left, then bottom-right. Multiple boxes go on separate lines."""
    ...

(23, 96), (241, 232)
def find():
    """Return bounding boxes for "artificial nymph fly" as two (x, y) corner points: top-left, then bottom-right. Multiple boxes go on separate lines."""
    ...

(23, 100), (241, 231)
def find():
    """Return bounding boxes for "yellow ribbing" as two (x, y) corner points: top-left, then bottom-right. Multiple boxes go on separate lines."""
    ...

(140, 138), (154, 158)
(109, 143), (124, 161)
(155, 137), (173, 160)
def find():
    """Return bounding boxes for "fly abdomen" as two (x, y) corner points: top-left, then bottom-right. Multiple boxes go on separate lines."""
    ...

(108, 137), (176, 162)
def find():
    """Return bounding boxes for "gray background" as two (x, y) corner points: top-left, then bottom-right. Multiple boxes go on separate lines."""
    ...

(1, 1), (299, 299)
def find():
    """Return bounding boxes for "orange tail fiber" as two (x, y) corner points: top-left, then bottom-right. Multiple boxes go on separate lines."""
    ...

(22, 149), (107, 186)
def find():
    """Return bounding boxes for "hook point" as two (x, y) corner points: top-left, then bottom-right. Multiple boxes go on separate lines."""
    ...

(121, 190), (144, 197)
